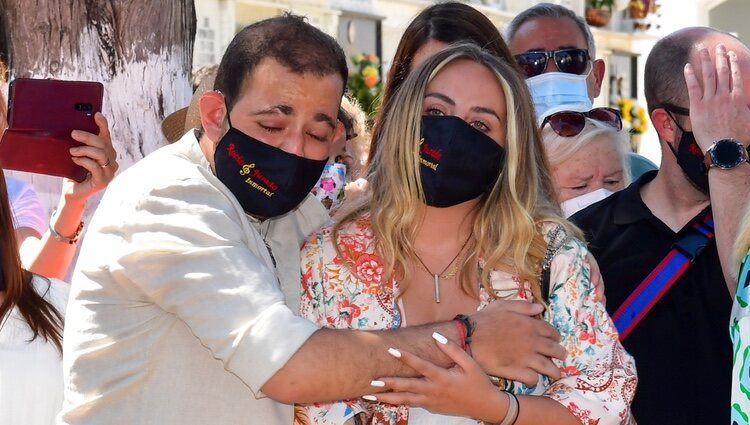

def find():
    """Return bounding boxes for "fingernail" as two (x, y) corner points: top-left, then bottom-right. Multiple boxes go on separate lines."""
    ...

(432, 332), (448, 345)
(387, 348), (401, 358)
(370, 380), (385, 387)
(362, 395), (377, 401)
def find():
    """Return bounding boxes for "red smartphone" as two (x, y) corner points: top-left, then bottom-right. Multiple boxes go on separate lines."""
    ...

(0, 78), (104, 182)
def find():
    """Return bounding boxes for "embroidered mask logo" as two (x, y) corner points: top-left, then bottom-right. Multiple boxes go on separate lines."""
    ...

(419, 139), (441, 171)
(227, 143), (278, 197)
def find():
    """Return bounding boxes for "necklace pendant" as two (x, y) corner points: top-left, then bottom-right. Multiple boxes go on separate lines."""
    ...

(434, 274), (441, 303)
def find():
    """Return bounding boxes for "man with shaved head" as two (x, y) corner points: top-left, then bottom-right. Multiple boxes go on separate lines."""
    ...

(573, 27), (750, 423)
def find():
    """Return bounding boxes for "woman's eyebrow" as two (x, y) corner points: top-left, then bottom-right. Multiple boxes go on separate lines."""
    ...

(424, 92), (455, 105)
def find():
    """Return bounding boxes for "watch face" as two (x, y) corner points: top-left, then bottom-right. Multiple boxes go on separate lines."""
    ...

(712, 140), (746, 169)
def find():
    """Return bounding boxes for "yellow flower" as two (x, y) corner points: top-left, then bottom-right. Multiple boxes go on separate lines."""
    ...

(362, 66), (378, 78)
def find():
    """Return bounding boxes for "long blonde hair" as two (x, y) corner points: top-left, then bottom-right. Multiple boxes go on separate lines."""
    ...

(336, 43), (580, 302)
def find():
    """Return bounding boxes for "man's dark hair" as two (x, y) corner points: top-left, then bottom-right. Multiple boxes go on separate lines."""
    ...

(644, 31), (700, 115)
(644, 27), (735, 115)
(215, 13), (348, 110)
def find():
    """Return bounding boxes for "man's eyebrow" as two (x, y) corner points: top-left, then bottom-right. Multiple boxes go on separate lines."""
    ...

(425, 92), (455, 105)
(523, 45), (581, 53)
(252, 104), (293, 116)
(471, 106), (501, 121)
(315, 112), (336, 129)
(250, 105), (335, 129)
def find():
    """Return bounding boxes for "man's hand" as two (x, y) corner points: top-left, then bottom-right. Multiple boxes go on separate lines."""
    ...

(469, 300), (566, 386)
(685, 44), (750, 151)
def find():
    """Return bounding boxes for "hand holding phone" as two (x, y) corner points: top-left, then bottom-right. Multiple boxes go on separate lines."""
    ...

(0, 78), (104, 181)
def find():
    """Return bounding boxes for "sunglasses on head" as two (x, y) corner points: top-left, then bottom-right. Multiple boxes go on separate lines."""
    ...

(514, 48), (590, 78)
(542, 107), (622, 137)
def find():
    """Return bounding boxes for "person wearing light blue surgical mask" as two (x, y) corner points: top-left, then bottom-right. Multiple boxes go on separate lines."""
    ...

(526, 71), (592, 120)
(506, 2), (657, 181)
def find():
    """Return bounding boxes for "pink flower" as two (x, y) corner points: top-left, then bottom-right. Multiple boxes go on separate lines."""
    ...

(319, 177), (336, 192)
(354, 254), (384, 286)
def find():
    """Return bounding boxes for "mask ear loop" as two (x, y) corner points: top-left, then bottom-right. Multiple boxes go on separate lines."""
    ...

(663, 109), (686, 158)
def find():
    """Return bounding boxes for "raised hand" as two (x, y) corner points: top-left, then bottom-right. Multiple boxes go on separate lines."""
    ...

(63, 112), (118, 203)
(684, 44), (750, 151)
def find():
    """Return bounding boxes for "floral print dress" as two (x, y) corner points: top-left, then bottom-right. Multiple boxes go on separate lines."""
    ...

(297, 216), (637, 425)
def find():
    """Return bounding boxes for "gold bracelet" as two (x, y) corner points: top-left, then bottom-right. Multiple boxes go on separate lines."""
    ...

(49, 210), (84, 244)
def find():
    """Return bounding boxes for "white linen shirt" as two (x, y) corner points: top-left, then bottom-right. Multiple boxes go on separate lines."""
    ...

(59, 131), (326, 425)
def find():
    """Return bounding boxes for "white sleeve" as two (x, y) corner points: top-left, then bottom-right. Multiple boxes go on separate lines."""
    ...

(104, 176), (319, 394)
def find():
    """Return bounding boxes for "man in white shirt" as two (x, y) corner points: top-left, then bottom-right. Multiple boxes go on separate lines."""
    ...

(60, 15), (566, 424)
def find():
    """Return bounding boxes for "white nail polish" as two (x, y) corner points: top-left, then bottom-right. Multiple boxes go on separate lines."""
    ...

(370, 380), (385, 387)
(432, 332), (448, 345)
(362, 395), (378, 401)
(387, 347), (402, 358)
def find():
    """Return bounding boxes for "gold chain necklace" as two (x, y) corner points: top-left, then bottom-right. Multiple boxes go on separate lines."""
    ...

(413, 234), (473, 303)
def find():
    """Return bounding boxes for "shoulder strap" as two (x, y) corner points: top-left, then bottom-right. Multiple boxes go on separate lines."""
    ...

(540, 225), (571, 302)
(612, 212), (715, 341)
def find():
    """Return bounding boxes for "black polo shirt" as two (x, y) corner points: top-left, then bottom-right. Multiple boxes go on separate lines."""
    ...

(572, 170), (731, 425)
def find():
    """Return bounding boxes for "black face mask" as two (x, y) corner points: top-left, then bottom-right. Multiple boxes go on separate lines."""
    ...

(667, 113), (709, 193)
(419, 115), (505, 207)
(214, 116), (327, 219)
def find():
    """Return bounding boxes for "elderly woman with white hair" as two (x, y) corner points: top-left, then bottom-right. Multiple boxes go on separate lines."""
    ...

(540, 107), (632, 217)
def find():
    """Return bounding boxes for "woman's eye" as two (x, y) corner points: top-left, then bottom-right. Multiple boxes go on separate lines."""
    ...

(605, 180), (620, 186)
(259, 124), (281, 133)
(571, 184), (587, 191)
(425, 107), (444, 116)
(470, 121), (489, 132)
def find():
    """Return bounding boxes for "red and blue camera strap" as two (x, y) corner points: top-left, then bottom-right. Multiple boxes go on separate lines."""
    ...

(612, 212), (715, 341)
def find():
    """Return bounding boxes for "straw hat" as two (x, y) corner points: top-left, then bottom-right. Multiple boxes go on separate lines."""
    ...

(161, 73), (216, 144)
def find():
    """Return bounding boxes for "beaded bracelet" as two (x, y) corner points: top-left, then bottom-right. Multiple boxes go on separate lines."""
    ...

(453, 314), (475, 354)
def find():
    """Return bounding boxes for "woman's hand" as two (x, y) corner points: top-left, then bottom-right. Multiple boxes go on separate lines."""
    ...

(367, 333), (508, 423)
(63, 112), (118, 204)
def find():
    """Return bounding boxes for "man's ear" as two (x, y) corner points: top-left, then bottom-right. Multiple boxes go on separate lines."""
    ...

(590, 58), (606, 98)
(199, 91), (228, 142)
(651, 108), (678, 145)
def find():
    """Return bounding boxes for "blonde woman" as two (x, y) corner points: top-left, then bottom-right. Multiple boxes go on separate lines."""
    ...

(299, 43), (635, 424)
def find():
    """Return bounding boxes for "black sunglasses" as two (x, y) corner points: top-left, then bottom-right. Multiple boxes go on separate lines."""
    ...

(514, 48), (591, 78)
(542, 107), (622, 137)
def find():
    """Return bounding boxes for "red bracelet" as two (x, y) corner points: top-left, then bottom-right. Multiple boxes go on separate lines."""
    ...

(453, 319), (468, 352)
